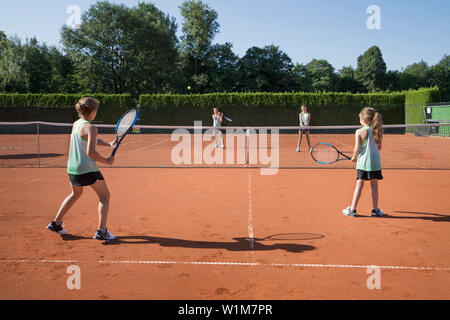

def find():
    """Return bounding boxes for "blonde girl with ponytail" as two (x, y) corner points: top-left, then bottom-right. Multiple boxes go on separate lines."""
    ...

(342, 107), (385, 217)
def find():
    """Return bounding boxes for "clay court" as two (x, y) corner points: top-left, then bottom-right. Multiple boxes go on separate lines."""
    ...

(0, 127), (449, 300)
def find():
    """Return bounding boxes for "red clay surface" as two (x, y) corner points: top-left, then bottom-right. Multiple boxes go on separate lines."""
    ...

(0, 168), (449, 300)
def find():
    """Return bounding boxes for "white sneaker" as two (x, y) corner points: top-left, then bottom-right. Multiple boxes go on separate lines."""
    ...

(93, 228), (116, 241)
(296, 147), (300, 152)
(342, 207), (357, 217)
(214, 144), (218, 148)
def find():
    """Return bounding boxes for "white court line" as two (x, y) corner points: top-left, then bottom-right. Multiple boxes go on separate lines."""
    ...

(0, 178), (43, 193)
(248, 171), (254, 250)
(1, 259), (449, 271)
(133, 140), (167, 152)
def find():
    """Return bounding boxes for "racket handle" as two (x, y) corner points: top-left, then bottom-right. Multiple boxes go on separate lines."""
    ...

(111, 146), (119, 157)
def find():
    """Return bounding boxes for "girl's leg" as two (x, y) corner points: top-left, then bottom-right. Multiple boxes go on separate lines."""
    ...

(305, 131), (312, 149)
(350, 179), (365, 210)
(90, 179), (110, 230)
(297, 131), (303, 149)
(370, 179), (379, 210)
(218, 130), (225, 147)
(54, 185), (83, 224)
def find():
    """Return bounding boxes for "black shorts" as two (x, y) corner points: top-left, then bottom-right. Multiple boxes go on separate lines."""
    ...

(69, 171), (104, 187)
(299, 128), (310, 133)
(357, 170), (383, 181)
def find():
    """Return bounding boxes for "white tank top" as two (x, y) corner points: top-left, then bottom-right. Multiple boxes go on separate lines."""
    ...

(213, 115), (221, 127)
(300, 112), (310, 126)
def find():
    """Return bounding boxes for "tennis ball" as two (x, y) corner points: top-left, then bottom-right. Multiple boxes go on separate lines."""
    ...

(187, 86), (192, 90)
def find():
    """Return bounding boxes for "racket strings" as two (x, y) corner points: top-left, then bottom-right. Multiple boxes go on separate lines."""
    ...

(311, 144), (339, 163)
(117, 110), (137, 137)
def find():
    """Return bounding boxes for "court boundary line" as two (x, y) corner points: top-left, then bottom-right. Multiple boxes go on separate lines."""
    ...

(1, 259), (449, 271)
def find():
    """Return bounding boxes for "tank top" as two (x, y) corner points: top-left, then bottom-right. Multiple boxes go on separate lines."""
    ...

(213, 114), (221, 127)
(300, 112), (310, 126)
(356, 126), (382, 172)
(67, 119), (99, 175)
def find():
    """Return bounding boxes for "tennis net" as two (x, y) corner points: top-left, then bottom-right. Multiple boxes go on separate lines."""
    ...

(0, 121), (449, 169)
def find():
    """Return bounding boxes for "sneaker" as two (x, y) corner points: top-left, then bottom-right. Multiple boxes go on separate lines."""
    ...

(46, 221), (67, 235)
(342, 207), (357, 217)
(93, 228), (116, 241)
(309, 148), (312, 152)
(214, 144), (218, 148)
(296, 147), (300, 152)
(221, 145), (225, 149)
(371, 208), (385, 217)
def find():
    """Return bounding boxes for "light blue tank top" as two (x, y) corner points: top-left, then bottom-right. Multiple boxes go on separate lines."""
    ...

(356, 126), (382, 172)
(67, 119), (99, 175)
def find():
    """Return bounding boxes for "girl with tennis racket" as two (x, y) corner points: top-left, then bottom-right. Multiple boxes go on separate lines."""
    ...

(296, 105), (312, 152)
(342, 107), (385, 217)
(212, 108), (225, 148)
(46, 97), (117, 241)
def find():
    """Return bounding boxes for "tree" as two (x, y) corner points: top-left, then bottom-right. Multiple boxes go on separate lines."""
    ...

(204, 42), (239, 92)
(429, 55), (450, 100)
(179, 0), (220, 93)
(292, 63), (311, 92)
(236, 45), (296, 92)
(0, 35), (29, 92)
(305, 59), (337, 92)
(61, 1), (179, 96)
(337, 66), (363, 93)
(402, 60), (430, 90)
(355, 46), (387, 92)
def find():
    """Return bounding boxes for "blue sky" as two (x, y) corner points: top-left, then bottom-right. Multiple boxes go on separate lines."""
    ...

(1, 0), (449, 71)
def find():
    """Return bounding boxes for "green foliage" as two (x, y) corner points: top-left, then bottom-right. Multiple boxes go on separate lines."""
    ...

(0, 94), (133, 124)
(61, 1), (179, 97)
(236, 45), (296, 92)
(179, 0), (220, 93)
(139, 92), (406, 126)
(404, 87), (441, 124)
(305, 59), (337, 92)
(355, 46), (387, 92)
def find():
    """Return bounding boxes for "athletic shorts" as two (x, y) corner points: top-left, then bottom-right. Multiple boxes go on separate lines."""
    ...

(356, 169), (383, 181)
(299, 127), (310, 133)
(69, 171), (104, 187)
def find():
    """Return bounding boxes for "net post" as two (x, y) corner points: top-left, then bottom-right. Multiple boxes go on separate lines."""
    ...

(37, 122), (40, 168)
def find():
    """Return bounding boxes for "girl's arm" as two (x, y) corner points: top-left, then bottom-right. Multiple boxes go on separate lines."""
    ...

(87, 126), (114, 165)
(219, 113), (223, 123)
(306, 113), (311, 126)
(97, 139), (115, 147)
(351, 129), (363, 162)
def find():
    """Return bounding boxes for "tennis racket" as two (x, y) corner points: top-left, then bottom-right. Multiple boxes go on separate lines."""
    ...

(111, 109), (138, 157)
(223, 115), (233, 122)
(310, 143), (352, 164)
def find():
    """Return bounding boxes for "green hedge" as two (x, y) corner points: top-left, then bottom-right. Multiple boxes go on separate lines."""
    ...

(0, 94), (133, 124)
(404, 87), (441, 124)
(139, 92), (406, 126)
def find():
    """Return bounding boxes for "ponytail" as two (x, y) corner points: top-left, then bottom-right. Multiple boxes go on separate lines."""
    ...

(371, 112), (383, 145)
